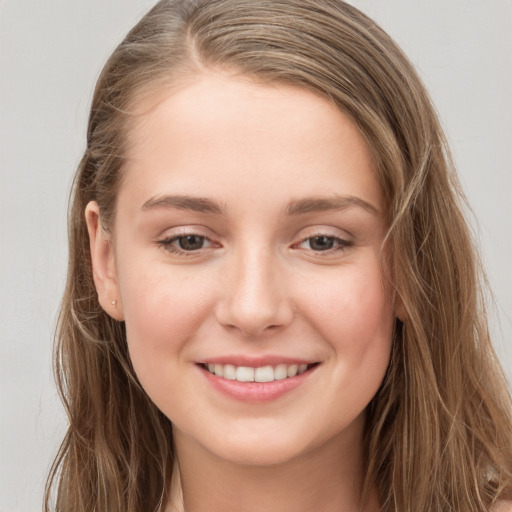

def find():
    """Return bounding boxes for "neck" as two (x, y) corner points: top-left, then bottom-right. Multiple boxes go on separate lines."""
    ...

(167, 420), (380, 512)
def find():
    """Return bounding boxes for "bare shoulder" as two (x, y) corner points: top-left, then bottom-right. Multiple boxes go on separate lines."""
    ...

(491, 500), (512, 512)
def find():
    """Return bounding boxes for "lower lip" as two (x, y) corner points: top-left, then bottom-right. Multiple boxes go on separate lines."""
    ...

(199, 365), (317, 402)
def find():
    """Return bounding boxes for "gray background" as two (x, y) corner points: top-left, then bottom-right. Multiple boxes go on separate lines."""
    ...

(1, 1), (511, 510)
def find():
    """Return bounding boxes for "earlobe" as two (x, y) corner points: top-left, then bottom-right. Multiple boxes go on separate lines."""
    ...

(85, 201), (125, 321)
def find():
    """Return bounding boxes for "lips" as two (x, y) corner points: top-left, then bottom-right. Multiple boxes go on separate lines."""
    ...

(202, 363), (311, 382)
(197, 358), (319, 401)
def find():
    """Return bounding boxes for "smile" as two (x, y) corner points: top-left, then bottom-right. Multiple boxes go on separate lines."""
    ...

(202, 363), (312, 382)
(197, 360), (319, 402)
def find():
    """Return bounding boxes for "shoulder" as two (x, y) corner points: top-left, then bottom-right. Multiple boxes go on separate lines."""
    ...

(491, 500), (512, 512)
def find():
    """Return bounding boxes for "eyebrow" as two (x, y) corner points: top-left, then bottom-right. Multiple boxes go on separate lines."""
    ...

(284, 195), (379, 216)
(141, 195), (224, 214)
(140, 194), (378, 216)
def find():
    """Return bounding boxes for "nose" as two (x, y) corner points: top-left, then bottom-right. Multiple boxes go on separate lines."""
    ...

(215, 246), (294, 337)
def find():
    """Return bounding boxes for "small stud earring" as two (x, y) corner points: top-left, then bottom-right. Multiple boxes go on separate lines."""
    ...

(111, 300), (117, 309)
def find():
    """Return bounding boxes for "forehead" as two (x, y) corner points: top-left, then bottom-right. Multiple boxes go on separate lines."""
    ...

(121, 72), (382, 214)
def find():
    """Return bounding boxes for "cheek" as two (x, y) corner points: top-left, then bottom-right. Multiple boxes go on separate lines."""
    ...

(283, 260), (394, 441)
(298, 259), (394, 361)
(117, 258), (215, 374)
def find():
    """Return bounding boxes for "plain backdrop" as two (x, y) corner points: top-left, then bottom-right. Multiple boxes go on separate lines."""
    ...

(1, 1), (511, 510)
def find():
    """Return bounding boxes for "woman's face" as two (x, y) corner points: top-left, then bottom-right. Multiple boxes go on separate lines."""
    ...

(88, 73), (395, 466)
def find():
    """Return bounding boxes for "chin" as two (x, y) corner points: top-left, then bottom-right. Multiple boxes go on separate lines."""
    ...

(200, 421), (342, 468)
(210, 439), (308, 467)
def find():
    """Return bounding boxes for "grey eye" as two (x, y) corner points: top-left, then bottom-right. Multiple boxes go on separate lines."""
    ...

(177, 235), (206, 251)
(307, 236), (336, 251)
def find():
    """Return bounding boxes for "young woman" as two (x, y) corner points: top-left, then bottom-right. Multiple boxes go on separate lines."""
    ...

(44, 1), (512, 511)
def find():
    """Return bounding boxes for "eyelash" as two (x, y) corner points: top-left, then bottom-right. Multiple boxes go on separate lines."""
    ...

(295, 235), (352, 253)
(157, 233), (352, 257)
(158, 234), (215, 256)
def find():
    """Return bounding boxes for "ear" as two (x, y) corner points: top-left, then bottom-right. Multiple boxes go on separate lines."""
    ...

(85, 201), (125, 321)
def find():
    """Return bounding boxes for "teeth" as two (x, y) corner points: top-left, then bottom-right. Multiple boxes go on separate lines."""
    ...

(236, 366), (254, 382)
(274, 364), (288, 380)
(223, 364), (236, 380)
(287, 364), (298, 377)
(255, 366), (274, 383)
(204, 363), (312, 382)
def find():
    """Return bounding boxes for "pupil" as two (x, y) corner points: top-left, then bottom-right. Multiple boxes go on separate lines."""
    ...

(179, 235), (204, 251)
(310, 236), (334, 251)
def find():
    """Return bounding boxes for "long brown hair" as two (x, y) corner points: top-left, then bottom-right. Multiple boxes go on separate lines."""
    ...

(45, 1), (512, 510)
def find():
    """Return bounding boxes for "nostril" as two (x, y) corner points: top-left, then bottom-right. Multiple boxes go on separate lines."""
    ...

(214, 266), (294, 336)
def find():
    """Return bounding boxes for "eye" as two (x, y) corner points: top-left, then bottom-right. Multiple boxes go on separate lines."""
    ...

(298, 235), (350, 252)
(305, 235), (335, 251)
(175, 234), (207, 251)
(158, 233), (215, 255)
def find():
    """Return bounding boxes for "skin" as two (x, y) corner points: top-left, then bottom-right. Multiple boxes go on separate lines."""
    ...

(87, 72), (397, 512)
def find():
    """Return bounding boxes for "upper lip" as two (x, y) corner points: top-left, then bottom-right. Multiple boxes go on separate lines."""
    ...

(198, 355), (318, 367)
